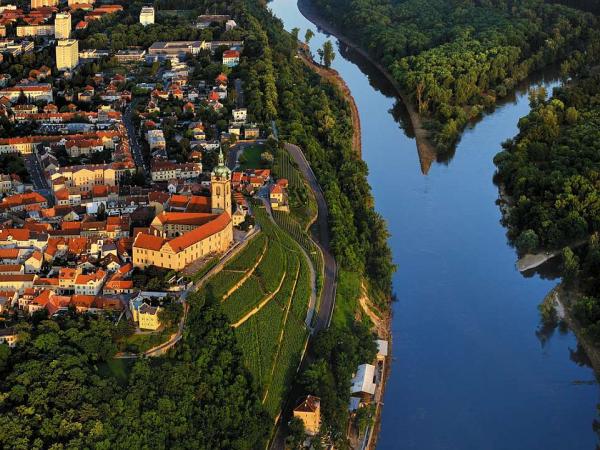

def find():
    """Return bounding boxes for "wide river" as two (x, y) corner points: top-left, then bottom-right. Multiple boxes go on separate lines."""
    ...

(268, 0), (600, 448)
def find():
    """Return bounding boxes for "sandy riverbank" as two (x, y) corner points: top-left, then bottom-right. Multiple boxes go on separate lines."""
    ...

(297, 0), (437, 174)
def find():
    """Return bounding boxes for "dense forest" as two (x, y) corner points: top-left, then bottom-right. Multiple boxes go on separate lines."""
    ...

(0, 294), (269, 449)
(494, 69), (600, 343)
(309, 0), (600, 152)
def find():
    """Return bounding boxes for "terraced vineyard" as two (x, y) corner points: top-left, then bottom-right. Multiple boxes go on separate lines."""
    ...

(200, 204), (312, 418)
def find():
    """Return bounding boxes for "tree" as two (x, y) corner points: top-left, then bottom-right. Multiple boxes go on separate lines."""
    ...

(562, 247), (580, 287)
(322, 40), (335, 68)
(96, 202), (106, 221)
(316, 48), (324, 65)
(305, 29), (314, 44)
(286, 417), (306, 449)
(515, 229), (539, 254)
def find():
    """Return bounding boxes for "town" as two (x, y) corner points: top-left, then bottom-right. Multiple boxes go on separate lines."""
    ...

(0, 1), (389, 448)
(0, 2), (296, 352)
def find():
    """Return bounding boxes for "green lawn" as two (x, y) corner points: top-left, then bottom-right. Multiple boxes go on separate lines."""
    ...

(239, 145), (265, 170)
(332, 269), (362, 330)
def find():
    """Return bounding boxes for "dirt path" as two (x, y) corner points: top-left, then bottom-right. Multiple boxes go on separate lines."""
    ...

(298, 46), (362, 155)
(222, 238), (268, 300)
(232, 266), (288, 328)
(298, 0), (437, 174)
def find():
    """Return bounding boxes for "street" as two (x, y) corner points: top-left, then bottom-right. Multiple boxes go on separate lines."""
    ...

(123, 103), (149, 174)
(24, 154), (53, 204)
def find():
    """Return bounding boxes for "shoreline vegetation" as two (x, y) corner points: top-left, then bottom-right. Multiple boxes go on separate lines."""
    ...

(297, 0), (437, 174)
(300, 0), (599, 159)
(297, 42), (363, 156)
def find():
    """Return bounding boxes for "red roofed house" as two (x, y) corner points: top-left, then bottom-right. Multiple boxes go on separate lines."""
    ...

(74, 270), (106, 295)
(222, 49), (240, 67)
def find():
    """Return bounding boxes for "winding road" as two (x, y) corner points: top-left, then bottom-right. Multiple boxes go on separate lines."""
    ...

(283, 142), (337, 331)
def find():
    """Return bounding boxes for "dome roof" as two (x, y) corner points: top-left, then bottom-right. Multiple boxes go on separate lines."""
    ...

(211, 148), (231, 179)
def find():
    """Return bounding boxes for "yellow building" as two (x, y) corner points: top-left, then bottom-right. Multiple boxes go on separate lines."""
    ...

(133, 149), (233, 271)
(293, 395), (321, 436)
(55, 12), (71, 39)
(31, 0), (58, 8)
(56, 39), (79, 71)
(52, 165), (117, 192)
(138, 303), (161, 330)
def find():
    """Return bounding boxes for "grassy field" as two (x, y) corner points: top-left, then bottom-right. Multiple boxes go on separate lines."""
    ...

(331, 269), (362, 330)
(239, 145), (264, 170)
(199, 203), (312, 418)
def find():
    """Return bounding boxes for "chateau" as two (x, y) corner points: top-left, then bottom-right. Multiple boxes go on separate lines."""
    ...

(132, 150), (233, 271)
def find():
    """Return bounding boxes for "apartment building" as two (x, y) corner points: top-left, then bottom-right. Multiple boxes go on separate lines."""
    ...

(56, 39), (79, 71)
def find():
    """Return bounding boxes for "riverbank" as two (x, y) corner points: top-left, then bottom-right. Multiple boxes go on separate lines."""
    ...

(550, 285), (600, 377)
(297, 0), (437, 174)
(298, 44), (362, 155)
(357, 283), (391, 449)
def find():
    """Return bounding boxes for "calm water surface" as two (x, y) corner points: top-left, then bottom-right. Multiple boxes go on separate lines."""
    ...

(268, 1), (600, 448)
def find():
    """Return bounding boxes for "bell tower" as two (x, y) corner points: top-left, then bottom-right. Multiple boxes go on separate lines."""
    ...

(211, 148), (232, 216)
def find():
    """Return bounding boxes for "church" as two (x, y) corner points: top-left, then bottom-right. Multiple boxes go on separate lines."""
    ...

(132, 150), (234, 271)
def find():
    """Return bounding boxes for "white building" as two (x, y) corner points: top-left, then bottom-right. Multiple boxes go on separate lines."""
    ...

(139, 6), (155, 26)
(232, 108), (247, 123)
(74, 271), (106, 295)
(350, 363), (377, 397)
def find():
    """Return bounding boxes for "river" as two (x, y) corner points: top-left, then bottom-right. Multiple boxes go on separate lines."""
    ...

(267, 1), (600, 448)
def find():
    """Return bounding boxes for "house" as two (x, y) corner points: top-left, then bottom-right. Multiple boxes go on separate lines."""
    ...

(0, 274), (36, 293)
(1, 192), (47, 212)
(350, 363), (377, 398)
(376, 339), (388, 361)
(232, 108), (247, 122)
(74, 270), (106, 295)
(269, 184), (288, 212)
(222, 49), (240, 67)
(138, 303), (161, 330)
(0, 290), (17, 312)
(0, 327), (18, 347)
(293, 395), (321, 436)
(24, 251), (43, 273)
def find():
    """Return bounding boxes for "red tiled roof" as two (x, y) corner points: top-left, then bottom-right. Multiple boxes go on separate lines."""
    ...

(0, 264), (22, 272)
(0, 229), (30, 241)
(133, 233), (166, 251)
(168, 212), (230, 252)
(0, 248), (19, 259)
(155, 211), (217, 226)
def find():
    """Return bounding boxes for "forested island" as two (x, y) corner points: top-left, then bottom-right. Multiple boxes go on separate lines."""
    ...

(306, 0), (600, 153)
(494, 67), (600, 345)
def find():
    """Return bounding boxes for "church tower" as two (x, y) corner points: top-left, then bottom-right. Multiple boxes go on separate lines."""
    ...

(211, 148), (232, 216)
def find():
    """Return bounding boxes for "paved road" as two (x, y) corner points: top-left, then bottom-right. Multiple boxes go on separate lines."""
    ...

(123, 103), (148, 174)
(284, 142), (337, 332)
(24, 154), (53, 204)
(272, 119), (337, 331)
(234, 78), (244, 107)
